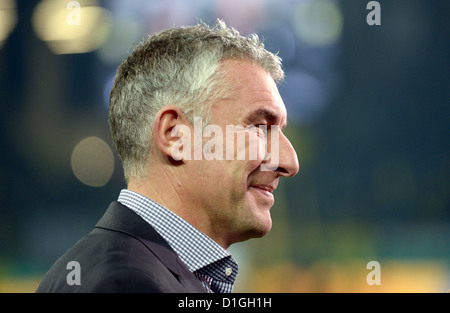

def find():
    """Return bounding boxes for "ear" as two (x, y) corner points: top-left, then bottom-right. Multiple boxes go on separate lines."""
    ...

(153, 105), (191, 162)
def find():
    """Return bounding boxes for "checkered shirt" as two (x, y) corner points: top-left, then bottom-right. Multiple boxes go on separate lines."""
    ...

(118, 189), (238, 293)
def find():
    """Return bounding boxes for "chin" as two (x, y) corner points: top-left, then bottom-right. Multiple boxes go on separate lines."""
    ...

(247, 212), (273, 239)
(235, 194), (274, 241)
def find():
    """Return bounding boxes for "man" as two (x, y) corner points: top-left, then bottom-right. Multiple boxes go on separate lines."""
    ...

(36, 20), (299, 293)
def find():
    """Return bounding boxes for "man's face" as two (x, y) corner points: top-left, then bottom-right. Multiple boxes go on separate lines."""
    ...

(185, 59), (299, 246)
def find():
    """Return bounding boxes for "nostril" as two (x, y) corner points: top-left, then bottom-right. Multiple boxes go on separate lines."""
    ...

(275, 167), (289, 175)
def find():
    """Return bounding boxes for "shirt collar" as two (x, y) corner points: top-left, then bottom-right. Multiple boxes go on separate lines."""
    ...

(117, 189), (238, 276)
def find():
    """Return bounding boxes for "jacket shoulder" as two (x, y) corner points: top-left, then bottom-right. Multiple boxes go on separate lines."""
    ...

(37, 227), (181, 293)
(36, 202), (205, 293)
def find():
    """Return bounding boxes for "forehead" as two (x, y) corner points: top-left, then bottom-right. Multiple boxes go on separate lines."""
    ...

(212, 59), (287, 127)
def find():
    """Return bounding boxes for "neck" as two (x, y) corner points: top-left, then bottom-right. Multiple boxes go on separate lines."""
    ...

(127, 163), (232, 250)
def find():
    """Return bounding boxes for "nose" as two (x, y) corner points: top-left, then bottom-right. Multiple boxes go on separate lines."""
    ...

(261, 128), (299, 177)
(276, 132), (299, 177)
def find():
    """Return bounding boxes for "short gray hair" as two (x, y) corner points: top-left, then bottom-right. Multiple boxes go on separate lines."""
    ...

(109, 20), (284, 183)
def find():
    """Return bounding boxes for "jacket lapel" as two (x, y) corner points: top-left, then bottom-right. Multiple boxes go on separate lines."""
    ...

(95, 201), (205, 292)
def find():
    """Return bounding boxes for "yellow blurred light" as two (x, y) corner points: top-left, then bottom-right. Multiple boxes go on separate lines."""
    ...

(0, 0), (18, 49)
(292, 0), (343, 47)
(71, 136), (115, 187)
(32, 0), (112, 54)
(246, 259), (449, 293)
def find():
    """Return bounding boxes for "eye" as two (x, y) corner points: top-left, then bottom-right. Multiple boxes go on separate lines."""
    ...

(254, 124), (268, 137)
(245, 124), (268, 138)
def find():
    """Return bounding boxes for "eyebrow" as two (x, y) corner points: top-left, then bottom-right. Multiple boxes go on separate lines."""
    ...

(245, 108), (287, 129)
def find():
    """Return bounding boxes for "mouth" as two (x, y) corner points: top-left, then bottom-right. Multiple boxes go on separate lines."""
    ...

(251, 184), (275, 199)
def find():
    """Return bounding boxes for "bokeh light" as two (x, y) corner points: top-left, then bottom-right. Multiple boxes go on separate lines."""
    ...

(32, 0), (112, 54)
(0, 0), (17, 49)
(70, 136), (115, 187)
(292, 0), (343, 47)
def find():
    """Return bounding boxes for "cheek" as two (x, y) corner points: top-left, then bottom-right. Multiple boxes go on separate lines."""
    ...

(227, 129), (266, 171)
(248, 131), (268, 164)
(194, 129), (263, 197)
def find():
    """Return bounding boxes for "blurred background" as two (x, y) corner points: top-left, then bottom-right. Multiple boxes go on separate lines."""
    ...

(0, 0), (449, 292)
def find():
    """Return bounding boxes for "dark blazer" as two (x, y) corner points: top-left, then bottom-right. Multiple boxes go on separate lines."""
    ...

(36, 201), (206, 293)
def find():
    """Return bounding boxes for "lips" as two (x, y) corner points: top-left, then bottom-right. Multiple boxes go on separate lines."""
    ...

(250, 183), (277, 202)
(252, 184), (275, 193)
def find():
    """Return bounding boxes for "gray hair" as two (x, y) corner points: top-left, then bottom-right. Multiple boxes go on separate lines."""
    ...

(109, 20), (284, 183)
